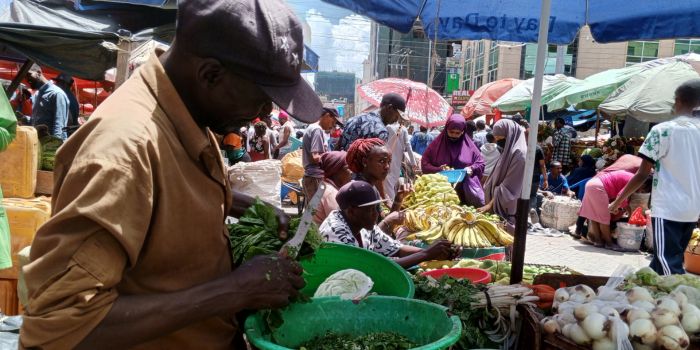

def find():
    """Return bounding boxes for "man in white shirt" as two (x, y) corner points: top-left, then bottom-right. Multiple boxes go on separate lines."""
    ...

(610, 79), (700, 275)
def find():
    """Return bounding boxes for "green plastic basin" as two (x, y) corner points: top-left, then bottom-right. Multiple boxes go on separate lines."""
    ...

(245, 296), (462, 350)
(299, 243), (414, 298)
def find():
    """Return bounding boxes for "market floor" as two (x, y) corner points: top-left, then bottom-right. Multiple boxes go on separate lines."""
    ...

(523, 234), (652, 276)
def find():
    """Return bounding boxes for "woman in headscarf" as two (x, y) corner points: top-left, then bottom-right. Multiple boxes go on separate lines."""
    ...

(567, 154), (597, 186)
(421, 114), (486, 207)
(346, 138), (412, 215)
(313, 151), (353, 225)
(478, 119), (527, 233)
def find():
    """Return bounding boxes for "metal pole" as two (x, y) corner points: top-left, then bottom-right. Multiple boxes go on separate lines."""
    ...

(427, 40), (432, 85)
(5, 59), (33, 97)
(510, 0), (552, 285)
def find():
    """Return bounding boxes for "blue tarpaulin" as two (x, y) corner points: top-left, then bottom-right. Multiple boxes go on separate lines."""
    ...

(323, 0), (700, 45)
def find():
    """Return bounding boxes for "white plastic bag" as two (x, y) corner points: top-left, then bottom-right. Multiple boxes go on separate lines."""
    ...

(228, 160), (282, 208)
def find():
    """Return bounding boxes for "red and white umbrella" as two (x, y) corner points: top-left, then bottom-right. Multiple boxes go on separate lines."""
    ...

(357, 78), (453, 127)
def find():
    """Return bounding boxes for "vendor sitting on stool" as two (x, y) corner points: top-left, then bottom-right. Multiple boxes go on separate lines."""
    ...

(540, 161), (574, 196)
(319, 181), (458, 268)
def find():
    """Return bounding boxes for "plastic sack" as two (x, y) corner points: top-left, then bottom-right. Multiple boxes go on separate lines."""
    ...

(629, 207), (647, 226)
(0, 315), (21, 349)
(228, 159), (282, 208)
(280, 150), (303, 184)
(674, 285), (700, 308)
(609, 315), (633, 350)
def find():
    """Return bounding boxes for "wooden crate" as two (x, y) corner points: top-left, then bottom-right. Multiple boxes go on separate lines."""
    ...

(517, 304), (545, 350)
(0, 278), (19, 315)
(35, 170), (54, 196)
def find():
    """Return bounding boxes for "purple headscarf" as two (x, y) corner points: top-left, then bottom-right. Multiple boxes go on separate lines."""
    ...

(421, 114), (485, 206)
(484, 119), (527, 232)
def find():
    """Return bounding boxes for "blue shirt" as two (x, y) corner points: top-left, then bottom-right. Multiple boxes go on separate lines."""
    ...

(410, 131), (433, 155)
(31, 82), (70, 140)
(337, 111), (388, 151)
(540, 173), (570, 195)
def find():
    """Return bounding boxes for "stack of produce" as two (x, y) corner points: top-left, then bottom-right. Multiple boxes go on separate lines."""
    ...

(542, 281), (700, 350)
(416, 259), (573, 285)
(39, 135), (63, 171)
(414, 275), (538, 349)
(402, 174), (459, 208)
(404, 205), (512, 247)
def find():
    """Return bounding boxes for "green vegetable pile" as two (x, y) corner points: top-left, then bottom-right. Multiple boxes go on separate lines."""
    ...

(228, 199), (322, 265)
(39, 136), (63, 171)
(413, 275), (493, 349)
(622, 266), (700, 294)
(299, 331), (415, 350)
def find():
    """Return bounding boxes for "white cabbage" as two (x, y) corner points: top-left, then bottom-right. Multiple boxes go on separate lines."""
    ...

(314, 269), (374, 300)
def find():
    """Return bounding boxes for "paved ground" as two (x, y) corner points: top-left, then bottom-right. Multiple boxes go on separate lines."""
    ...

(524, 234), (652, 276)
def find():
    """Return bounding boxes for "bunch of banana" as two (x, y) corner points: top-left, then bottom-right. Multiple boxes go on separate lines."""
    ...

(473, 219), (514, 246)
(404, 208), (435, 232)
(441, 216), (514, 247)
(404, 225), (444, 243)
(403, 174), (460, 208)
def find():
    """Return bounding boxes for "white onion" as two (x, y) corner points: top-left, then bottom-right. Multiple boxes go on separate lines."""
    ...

(630, 318), (657, 345)
(680, 303), (700, 334)
(633, 300), (656, 313)
(625, 308), (652, 324)
(541, 316), (561, 334)
(592, 337), (616, 350)
(555, 288), (570, 303)
(626, 287), (655, 304)
(581, 313), (609, 340)
(575, 303), (600, 321)
(657, 298), (682, 317)
(657, 325), (690, 350)
(569, 323), (592, 345)
(652, 309), (681, 329)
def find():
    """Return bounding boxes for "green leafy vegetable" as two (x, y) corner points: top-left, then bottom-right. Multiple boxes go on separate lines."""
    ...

(228, 199), (322, 265)
(299, 331), (415, 350)
(413, 275), (494, 349)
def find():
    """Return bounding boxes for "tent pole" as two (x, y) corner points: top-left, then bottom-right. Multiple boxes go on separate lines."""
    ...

(510, 0), (552, 284)
(595, 109), (601, 145)
(5, 59), (33, 97)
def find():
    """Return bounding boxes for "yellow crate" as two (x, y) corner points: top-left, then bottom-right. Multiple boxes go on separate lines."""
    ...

(0, 197), (51, 279)
(0, 126), (40, 198)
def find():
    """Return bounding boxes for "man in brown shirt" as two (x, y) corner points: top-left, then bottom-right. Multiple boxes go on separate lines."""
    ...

(19, 0), (322, 348)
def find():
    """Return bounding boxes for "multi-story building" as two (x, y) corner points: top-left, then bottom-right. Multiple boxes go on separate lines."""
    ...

(455, 26), (700, 91)
(369, 22), (449, 94)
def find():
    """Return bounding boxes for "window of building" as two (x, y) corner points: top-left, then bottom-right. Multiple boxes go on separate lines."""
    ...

(674, 39), (700, 55)
(463, 58), (472, 90)
(520, 41), (577, 79)
(626, 41), (659, 65)
(487, 41), (499, 83)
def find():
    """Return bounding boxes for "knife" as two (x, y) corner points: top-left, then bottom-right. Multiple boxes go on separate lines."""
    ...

(280, 182), (326, 259)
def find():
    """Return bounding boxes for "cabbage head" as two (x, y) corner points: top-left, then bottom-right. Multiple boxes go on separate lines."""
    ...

(314, 269), (374, 300)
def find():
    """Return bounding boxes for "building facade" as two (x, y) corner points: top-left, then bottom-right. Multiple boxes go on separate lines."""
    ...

(370, 22), (449, 94)
(455, 26), (700, 92)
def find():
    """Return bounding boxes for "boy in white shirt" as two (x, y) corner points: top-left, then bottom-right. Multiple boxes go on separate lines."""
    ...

(611, 79), (700, 275)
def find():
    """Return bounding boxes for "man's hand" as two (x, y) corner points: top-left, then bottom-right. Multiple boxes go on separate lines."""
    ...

(440, 164), (450, 170)
(424, 240), (453, 260)
(274, 206), (290, 240)
(226, 255), (305, 312)
(464, 166), (473, 177)
(394, 183), (414, 204)
(542, 180), (549, 190)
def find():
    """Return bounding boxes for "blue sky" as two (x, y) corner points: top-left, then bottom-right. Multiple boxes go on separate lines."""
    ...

(286, 0), (371, 77)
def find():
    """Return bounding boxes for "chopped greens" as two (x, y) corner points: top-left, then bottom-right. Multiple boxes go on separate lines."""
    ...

(228, 199), (322, 265)
(299, 331), (415, 350)
(413, 275), (492, 349)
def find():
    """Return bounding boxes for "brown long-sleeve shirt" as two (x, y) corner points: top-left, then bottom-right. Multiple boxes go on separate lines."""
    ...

(20, 52), (236, 349)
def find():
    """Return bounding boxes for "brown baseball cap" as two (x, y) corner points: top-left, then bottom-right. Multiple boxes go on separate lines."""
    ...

(177, 0), (322, 123)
